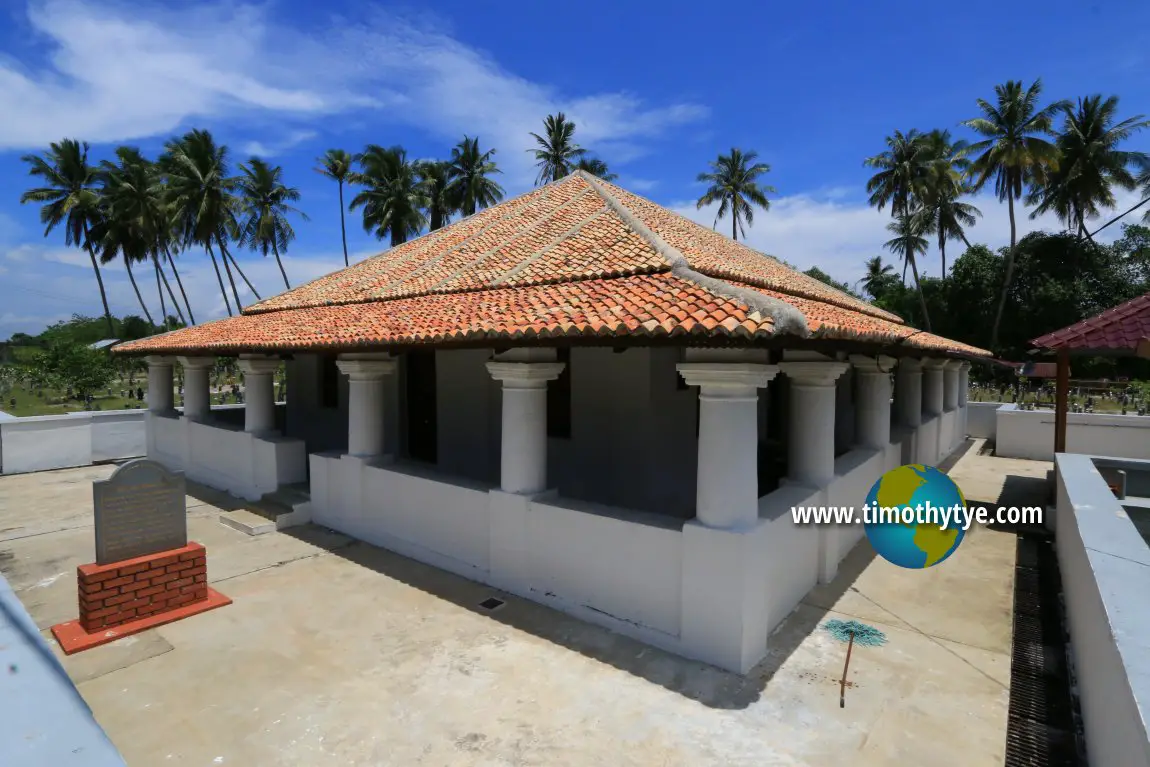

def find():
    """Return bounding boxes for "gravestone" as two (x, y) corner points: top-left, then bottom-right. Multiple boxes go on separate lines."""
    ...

(93, 459), (187, 565)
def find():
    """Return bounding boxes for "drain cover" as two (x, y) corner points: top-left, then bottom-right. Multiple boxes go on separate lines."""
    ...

(478, 597), (505, 611)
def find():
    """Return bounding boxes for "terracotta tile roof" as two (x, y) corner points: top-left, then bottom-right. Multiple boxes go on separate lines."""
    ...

(1031, 291), (1150, 354)
(116, 172), (989, 358)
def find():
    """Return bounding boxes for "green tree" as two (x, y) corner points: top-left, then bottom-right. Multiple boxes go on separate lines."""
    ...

(32, 341), (117, 398)
(19, 139), (115, 336)
(1028, 95), (1149, 240)
(315, 149), (355, 267)
(529, 113), (585, 185)
(917, 130), (981, 279)
(416, 160), (456, 231)
(884, 213), (932, 330)
(237, 157), (309, 290)
(446, 136), (504, 217)
(575, 156), (618, 181)
(803, 266), (859, 297)
(865, 129), (940, 283)
(859, 256), (899, 300)
(695, 148), (775, 241)
(961, 79), (1066, 349)
(350, 145), (429, 247)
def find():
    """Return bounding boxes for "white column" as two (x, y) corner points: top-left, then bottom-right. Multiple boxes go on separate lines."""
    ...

(677, 362), (778, 529)
(942, 360), (961, 412)
(486, 350), (565, 495)
(778, 359), (850, 487)
(850, 355), (895, 449)
(922, 358), (945, 418)
(959, 361), (971, 440)
(145, 355), (175, 413)
(895, 358), (923, 428)
(178, 357), (214, 422)
(336, 354), (396, 458)
(237, 355), (280, 435)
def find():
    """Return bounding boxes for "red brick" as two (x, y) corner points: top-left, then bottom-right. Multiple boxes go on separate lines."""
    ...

(152, 554), (180, 568)
(84, 587), (120, 602)
(189, 556), (206, 568)
(81, 568), (119, 584)
(80, 580), (107, 595)
(165, 563), (185, 573)
(135, 584), (165, 599)
(105, 575), (134, 589)
(168, 593), (193, 607)
(168, 577), (193, 590)
(118, 562), (149, 576)
(85, 605), (122, 621)
(152, 572), (179, 585)
(109, 609), (137, 624)
(179, 550), (200, 562)
(138, 567), (167, 581)
(192, 573), (207, 584)
(124, 597), (153, 611)
(105, 592), (135, 606)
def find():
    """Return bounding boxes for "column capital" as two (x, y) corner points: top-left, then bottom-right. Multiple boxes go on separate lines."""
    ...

(958, 361), (972, 372)
(942, 359), (964, 371)
(486, 361), (565, 389)
(778, 360), (849, 386)
(336, 354), (397, 381)
(237, 355), (281, 376)
(899, 357), (923, 372)
(177, 356), (215, 370)
(921, 357), (948, 371)
(144, 355), (176, 367)
(676, 362), (777, 394)
(848, 354), (897, 374)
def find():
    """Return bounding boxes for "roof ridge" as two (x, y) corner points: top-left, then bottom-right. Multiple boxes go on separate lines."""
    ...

(574, 170), (810, 338)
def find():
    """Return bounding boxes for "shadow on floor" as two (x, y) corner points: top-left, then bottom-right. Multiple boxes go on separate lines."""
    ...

(277, 522), (874, 711)
(968, 473), (1053, 536)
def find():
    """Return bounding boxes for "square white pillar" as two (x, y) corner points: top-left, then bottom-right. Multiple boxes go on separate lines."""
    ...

(145, 355), (176, 413)
(677, 362), (778, 529)
(336, 354), (397, 458)
(486, 349), (565, 495)
(778, 358), (849, 488)
(942, 359), (961, 412)
(177, 356), (215, 422)
(237, 355), (280, 435)
(850, 355), (895, 449)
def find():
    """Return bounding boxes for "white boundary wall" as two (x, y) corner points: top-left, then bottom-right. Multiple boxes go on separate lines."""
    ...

(307, 405), (965, 673)
(148, 413), (306, 501)
(997, 405), (1150, 461)
(1054, 454), (1150, 767)
(0, 409), (146, 475)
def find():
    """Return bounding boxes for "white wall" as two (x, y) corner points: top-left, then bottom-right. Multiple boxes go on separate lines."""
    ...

(1054, 454), (1150, 767)
(998, 405), (1150, 461)
(967, 402), (1000, 440)
(0, 409), (146, 475)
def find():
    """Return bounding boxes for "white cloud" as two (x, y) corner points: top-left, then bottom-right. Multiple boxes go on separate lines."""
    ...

(672, 189), (1144, 289)
(624, 178), (659, 192)
(1, 1), (706, 183)
(239, 130), (318, 158)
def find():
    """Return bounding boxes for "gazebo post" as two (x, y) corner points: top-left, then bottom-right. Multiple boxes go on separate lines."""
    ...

(1054, 348), (1069, 455)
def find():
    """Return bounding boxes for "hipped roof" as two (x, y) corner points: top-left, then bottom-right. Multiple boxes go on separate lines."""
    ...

(116, 172), (990, 358)
(1031, 292), (1150, 356)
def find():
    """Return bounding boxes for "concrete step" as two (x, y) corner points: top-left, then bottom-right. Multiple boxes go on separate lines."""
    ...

(218, 508), (278, 536)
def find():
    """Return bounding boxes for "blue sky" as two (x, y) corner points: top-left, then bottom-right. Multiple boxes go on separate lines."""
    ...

(2, 0), (1148, 338)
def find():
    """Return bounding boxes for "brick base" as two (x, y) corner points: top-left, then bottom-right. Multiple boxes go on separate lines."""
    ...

(49, 541), (231, 654)
(77, 542), (209, 631)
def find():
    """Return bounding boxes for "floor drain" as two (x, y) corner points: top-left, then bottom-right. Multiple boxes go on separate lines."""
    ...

(478, 597), (505, 611)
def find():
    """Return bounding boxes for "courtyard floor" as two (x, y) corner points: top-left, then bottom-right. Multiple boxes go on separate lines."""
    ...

(0, 443), (1052, 766)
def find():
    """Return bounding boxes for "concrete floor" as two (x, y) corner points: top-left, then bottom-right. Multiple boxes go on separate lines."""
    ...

(0, 445), (1052, 766)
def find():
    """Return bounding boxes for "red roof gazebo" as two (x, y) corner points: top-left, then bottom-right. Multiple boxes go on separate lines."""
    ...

(1030, 291), (1150, 453)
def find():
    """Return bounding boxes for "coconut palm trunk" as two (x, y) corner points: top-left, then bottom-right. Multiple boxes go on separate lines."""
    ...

(205, 242), (234, 316)
(907, 247), (932, 331)
(123, 257), (155, 326)
(272, 241), (290, 289)
(216, 238), (243, 310)
(154, 260), (167, 330)
(990, 195), (1018, 350)
(164, 246), (196, 324)
(82, 221), (116, 336)
(219, 240), (262, 301)
(156, 259), (186, 325)
(338, 180), (349, 267)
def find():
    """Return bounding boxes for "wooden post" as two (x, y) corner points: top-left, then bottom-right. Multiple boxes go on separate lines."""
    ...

(1054, 349), (1069, 455)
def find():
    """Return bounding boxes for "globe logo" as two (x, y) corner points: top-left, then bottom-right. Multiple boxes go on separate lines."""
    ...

(864, 464), (967, 569)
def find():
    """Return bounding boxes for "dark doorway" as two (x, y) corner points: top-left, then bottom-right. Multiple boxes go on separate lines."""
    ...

(405, 350), (438, 464)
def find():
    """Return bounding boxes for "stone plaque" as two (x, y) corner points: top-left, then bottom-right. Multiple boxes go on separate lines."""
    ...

(93, 459), (187, 565)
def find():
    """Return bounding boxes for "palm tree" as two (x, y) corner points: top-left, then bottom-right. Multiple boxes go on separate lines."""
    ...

(90, 199), (154, 326)
(961, 79), (1066, 349)
(529, 113), (585, 185)
(416, 160), (455, 231)
(696, 148), (775, 241)
(918, 130), (981, 278)
(884, 213), (932, 330)
(864, 129), (934, 218)
(446, 136), (504, 216)
(161, 130), (261, 314)
(349, 145), (429, 247)
(575, 156), (618, 181)
(859, 256), (895, 299)
(1028, 95), (1149, 240)
(315, 149), (355, 267)
(19, 139), (115, 336)
(237, 158), (309, 290)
